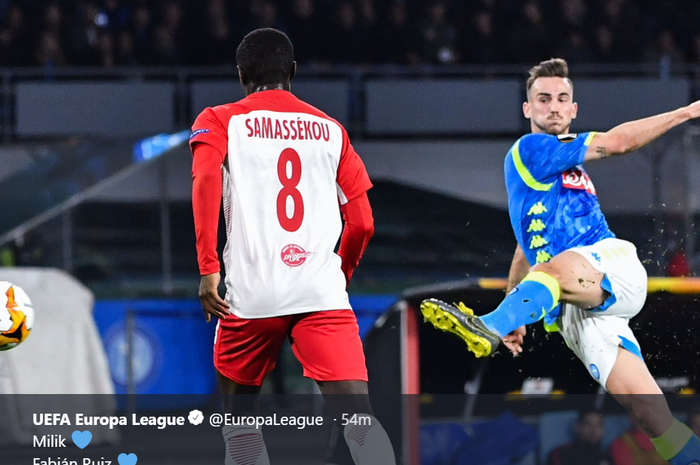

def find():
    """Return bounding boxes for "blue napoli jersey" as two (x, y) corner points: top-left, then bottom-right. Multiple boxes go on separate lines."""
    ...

(504, 132), (615, 266)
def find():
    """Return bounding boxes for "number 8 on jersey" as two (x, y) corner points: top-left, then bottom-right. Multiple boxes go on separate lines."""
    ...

(277, 148), (304, 232)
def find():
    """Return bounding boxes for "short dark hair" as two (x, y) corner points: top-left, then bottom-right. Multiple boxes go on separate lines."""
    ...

(236, 28), (294, 86)
(577, 408), (603, 423)
(526, 58), (573, 98)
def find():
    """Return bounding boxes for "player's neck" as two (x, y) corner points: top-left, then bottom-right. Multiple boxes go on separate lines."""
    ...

(531, 128), (568, 136)
(252, 83), (287, 93)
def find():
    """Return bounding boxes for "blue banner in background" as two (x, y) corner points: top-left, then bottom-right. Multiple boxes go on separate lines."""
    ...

(93, 300), (216, 399)
(93, 295), (397, 399)
(350, 294), (397, 337)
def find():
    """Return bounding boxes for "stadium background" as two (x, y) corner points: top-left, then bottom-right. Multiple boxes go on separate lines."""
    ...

(1, 1), (700, 464)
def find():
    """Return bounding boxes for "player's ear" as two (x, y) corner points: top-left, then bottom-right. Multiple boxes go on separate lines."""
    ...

(523, 101), (531, 118)
(571, 101), (578, 119)
(237, 65), (249, 86)
(290, 61), (297, 82)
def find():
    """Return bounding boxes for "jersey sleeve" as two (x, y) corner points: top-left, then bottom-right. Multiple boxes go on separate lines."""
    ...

(192, 143), (225, 275)
(336, 128), (372, 204)
(517, 132), (596, 182)
(337, 192), (374, 286)
(189, 106), (229, 157)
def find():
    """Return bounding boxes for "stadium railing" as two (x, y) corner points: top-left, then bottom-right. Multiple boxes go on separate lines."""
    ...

(1, 62), (700, 141)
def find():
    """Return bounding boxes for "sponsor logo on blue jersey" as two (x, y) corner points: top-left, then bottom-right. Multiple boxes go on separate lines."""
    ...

(190, 128), (210, 140)
(589, 364), (600, 380)
(562, 167), (597, 195)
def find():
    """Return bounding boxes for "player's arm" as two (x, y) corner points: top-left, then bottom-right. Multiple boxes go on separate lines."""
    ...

(191, 108), (231, 322)
(335, 125), (374, 287)
(337, 192), (374, 286)
(192, 143), (230, 321)
(503, 244), (530, 355)
(585, 100), (700, 161)
(506, 243), (530, 293)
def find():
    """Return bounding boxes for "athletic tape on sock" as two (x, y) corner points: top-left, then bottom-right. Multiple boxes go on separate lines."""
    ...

(521, 271), (561, 305)
(650, 419), (694, 461)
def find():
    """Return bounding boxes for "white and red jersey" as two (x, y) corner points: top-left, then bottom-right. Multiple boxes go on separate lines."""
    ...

(190, 90), (372, 318)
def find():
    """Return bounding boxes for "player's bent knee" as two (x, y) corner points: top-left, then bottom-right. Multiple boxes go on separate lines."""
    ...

(530, 262), (562, 282)
(530, 262), (572, 296)
(534, 260), (606, 308)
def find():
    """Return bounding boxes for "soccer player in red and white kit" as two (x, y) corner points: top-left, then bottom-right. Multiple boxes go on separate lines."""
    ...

(191, 28), (396, 465)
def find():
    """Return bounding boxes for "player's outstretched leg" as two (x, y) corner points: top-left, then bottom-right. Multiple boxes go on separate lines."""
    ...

(607, 349), (700, 465)
(420, 270), (560, 357)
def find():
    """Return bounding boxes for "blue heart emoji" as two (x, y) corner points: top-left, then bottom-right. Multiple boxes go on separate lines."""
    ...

(118, 453), (138, 465)
(71, 430), (92, 449)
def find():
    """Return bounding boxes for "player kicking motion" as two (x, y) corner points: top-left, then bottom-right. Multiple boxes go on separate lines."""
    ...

(191, 28), (395, 465)
(421, 58), (700, 465)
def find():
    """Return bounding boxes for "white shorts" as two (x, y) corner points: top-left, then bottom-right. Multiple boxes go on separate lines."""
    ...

(557, 237), (648, 388)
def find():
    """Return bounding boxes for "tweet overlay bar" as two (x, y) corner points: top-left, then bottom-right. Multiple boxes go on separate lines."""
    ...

(0, 394), (697, 465)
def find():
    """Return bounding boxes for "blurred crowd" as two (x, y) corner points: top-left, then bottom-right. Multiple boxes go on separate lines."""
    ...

(1, 0), (700, 68)
(546, 407), (700, 465)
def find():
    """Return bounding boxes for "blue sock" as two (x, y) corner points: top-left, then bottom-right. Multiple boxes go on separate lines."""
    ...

(669, 436), (700, 465)
(480, 271), (560, 337)
(651, 419), (700, 465)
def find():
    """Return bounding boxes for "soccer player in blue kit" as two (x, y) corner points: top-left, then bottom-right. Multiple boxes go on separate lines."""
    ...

(421, 58), (700, 465)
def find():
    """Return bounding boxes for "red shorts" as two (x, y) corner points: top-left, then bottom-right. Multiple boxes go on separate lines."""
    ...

(214, 309), (368, 386)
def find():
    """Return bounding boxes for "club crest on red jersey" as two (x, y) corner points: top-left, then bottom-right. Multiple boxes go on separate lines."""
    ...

(562, 167), (596, 195)
(281, 244), (313, 267)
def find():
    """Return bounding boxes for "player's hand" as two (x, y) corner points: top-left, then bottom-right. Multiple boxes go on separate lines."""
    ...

(503, 326), (526, 356)
(198, 272), (230, 322)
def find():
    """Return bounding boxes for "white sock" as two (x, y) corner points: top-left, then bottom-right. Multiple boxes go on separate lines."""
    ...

(222, 425), (270, 465)
(343, 414), (396, 465)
